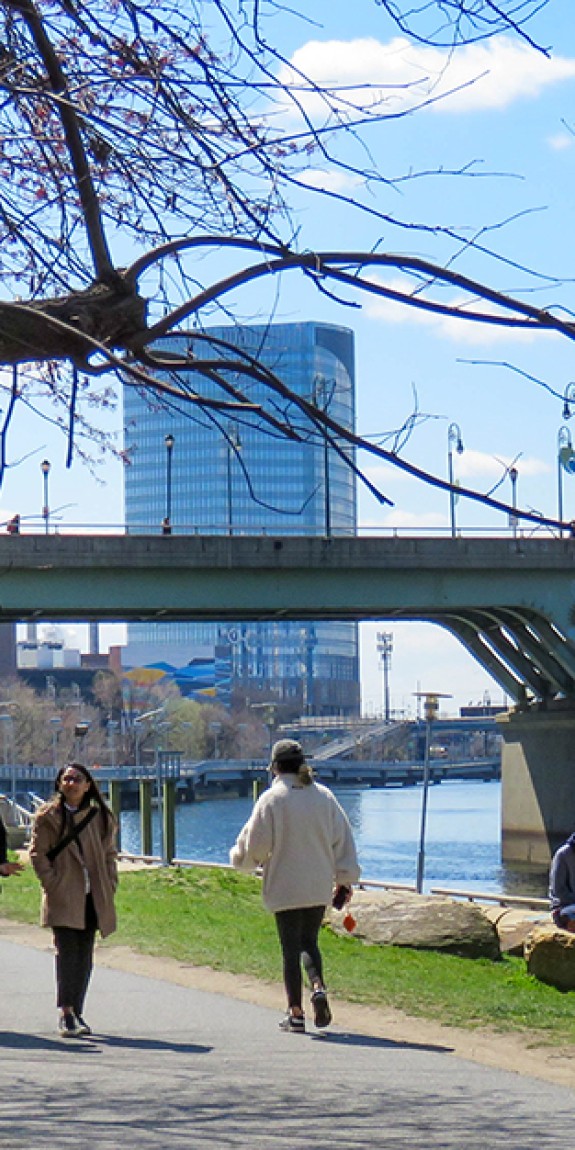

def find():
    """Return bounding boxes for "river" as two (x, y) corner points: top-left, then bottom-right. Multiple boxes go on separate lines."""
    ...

(119, 778), (550, 898)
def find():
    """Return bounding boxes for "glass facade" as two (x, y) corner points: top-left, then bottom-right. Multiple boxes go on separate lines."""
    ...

(123, 321), (360, 717)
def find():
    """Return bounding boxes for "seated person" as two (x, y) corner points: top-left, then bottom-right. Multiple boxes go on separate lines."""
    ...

(549, 832), (575, 930)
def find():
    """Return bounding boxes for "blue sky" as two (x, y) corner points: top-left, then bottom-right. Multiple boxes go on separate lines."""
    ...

(3, 1), (575, 716)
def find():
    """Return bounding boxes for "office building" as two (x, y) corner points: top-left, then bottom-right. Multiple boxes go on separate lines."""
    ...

(123, 321), (360, 717)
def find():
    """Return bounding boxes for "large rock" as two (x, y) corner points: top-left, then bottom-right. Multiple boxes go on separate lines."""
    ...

(524, 923), (575, 990)
(328, 890), (500, 960)
(482, 906), (549, 956)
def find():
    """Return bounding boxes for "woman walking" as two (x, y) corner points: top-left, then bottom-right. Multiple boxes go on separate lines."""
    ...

(30, 762), (118, 1037)
(230, 739), (360, 1033)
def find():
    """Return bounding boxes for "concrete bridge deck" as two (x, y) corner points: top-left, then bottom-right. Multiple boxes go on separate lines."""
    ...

(1, 531), (575, 703)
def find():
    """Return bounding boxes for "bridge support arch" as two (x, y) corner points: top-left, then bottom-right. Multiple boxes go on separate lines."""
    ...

(498, 706), (575, 868)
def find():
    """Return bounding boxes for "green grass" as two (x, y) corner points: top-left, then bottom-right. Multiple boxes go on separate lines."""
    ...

(3, 863), (575, 1045)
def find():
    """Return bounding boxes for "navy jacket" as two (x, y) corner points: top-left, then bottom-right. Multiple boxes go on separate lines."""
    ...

(549, 833), (575, 912)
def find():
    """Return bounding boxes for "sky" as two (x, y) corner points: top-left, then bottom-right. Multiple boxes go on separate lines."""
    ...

(3, 1), (575, 719)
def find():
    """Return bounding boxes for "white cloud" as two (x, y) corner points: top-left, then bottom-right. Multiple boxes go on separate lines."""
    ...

(456, 448), (551, 480)
(374, 508), (446, 531)
(296, 168), (361, 193)
(548, 133), (574, 151)
(280, 36), (575, 118)
(362, 274), (550, 346)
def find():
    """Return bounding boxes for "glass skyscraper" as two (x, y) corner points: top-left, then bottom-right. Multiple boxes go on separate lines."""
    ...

(123, 321), (360, 717)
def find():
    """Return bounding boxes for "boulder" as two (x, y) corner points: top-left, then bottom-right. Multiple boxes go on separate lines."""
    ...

(328, 890), (500, 960)
(482, 906), (549, 957)
(524, 923), (575, 990)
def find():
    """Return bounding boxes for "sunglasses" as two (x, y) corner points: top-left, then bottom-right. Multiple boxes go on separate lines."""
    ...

(61, 772), (86, 784)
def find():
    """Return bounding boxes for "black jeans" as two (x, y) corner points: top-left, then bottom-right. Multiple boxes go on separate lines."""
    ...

(53, 894), (98, 1015)
(274, 905), (326, 1011)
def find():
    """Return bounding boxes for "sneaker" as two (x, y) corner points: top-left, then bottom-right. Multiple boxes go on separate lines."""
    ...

(278, 1012), (305, 1034)
(75, 1016), (92, 1036)
(58, 1011), (82, 1038)
(311, 989), (332, 1029)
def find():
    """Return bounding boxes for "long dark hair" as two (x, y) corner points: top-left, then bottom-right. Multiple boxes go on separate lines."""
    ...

(53, 761), (114, 836)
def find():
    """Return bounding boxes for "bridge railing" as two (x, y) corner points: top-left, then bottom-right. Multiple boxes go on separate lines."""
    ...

(0, 520), (558, 539)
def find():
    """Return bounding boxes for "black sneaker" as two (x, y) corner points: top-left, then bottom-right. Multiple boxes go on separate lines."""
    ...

(75, 1016), (92, 1036)
(311, 989), (332, 1028)
(278, 1013), (305, 1033)
(58, 1012), (82, 1038)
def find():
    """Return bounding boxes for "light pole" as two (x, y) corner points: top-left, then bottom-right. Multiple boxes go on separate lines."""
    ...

(558, 426), (575, 536)
(313, 376), (333, 538)
(209, 720), (222, 759)
(41, 459), (51, 535)
(50, 716), (61, 770)
(107, 719), (119, 769)
(73, 721), (90, 758)
(226, 424), (242, 536)
(447, 423), (464, 538)
(414, 691), (452, 893)
(376, 632), (393, 721)
(509, 467), (518, 539)
(164, 433), (175, 533)
(0, 714), (13, 803)
(563, 382), (575, 421)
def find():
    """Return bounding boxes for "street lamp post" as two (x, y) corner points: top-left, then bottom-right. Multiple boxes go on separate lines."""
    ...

(313, 376), (333, 538)
(41, 459), (51, 535)
(73, 721), (90, 758)
(209, 720), (222, 759)
(226, 424), (242, 536)
(107, 719), (119, 769)
(558, 426), (575, 536)
(414, 691), (452, 893)
(0, 715), (13, 803)
(563, 382), (575, 421)
(447, 424), (464, 539)
(376, 632), (393, 721)
(509, 467), (518, 539)
(50, 716), (61, 770)
(163, 433), (175, 534)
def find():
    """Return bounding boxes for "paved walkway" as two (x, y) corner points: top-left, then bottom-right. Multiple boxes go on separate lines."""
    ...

(0, 936), (573, 1149)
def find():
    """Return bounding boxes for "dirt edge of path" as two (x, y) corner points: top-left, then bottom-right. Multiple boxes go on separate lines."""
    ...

(2, 916), (573, 1090)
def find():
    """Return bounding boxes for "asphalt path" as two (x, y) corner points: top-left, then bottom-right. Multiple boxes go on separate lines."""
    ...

(0, 937), (573, 1148)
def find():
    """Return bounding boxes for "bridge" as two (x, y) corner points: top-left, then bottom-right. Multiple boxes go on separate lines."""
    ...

(1, 533), (575, 704)
(0, 531), (574, 865)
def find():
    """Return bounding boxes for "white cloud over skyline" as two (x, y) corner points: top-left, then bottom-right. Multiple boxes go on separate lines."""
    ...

(362, 275), (543, 346)
(281, 35), (575, 119)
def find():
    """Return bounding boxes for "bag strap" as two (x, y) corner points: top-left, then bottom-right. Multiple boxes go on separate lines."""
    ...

(46, 805), (98, 862)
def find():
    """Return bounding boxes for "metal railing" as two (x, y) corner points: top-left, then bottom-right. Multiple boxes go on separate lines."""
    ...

(0, 521), (563, 539)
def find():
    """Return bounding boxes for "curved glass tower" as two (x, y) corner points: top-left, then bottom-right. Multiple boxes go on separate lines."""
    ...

(123, 321), (360, 717)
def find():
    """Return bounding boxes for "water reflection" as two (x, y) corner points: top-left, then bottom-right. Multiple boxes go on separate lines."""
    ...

(120, 779), (549, 897)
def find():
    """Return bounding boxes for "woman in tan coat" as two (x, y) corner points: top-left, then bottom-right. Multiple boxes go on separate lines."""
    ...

(30, 763), (118, 1038)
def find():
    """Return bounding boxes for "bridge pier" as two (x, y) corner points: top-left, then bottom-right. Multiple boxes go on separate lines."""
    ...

(499, 707), (575, 867)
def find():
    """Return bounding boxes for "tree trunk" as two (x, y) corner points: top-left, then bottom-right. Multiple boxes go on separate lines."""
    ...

(0, 279), (147, 364)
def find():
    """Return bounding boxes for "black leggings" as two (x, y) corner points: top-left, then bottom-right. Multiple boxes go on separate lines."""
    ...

(53, 894), (98, 1015)
(274, 905), (326, 1011)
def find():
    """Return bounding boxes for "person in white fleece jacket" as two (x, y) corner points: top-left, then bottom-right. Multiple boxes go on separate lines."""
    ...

(230, 738), (360, 1034)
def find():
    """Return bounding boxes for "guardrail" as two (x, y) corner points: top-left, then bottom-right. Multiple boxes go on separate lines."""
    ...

(116, 857), (548, 908)
(430, 886), (549, 910)
(0, 521), (557, 539)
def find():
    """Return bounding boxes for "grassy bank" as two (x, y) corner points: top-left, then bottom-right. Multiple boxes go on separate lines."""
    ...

(2, 863), (574, 1045)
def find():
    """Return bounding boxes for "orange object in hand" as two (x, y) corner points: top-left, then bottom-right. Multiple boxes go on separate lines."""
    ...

(343, 912), (356, 932)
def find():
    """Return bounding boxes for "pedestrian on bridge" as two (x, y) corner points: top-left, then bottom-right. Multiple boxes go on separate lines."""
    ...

(30, 763), (118, 1038)
(230, 738), (360, 1034)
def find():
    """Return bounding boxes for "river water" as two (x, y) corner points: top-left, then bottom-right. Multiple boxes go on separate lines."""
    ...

(120, 778), (550, 898)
